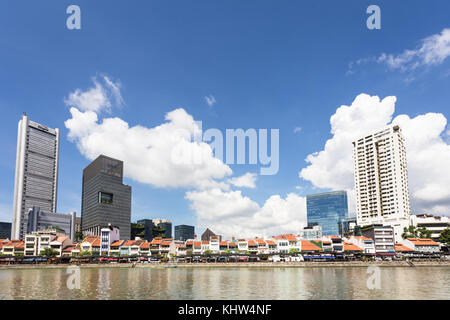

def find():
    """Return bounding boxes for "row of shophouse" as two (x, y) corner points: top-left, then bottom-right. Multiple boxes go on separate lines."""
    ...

(0, 228), (444, 258)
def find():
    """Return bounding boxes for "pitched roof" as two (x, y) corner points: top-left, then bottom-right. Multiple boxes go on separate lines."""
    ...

(301, 240), (322, 252)
(220, 241), (228, 246)
(140, 242), (150, 249)
(343, 242), (362, 251)
(395, 243), (414, 252)
(122, 240), (135, 246)
(82, 235), (99, 244)
(111, 240), (124, 247)
(407, 238), (439, 246)
(265, 240), (276, 245)
(247, 240), (257, 246)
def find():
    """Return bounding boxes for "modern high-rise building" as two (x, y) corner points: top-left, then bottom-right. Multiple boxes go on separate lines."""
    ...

(27, 206), (76, 241)
(306, 191), (348, 235)
(352, 124), (411, 242)
(12, 114), (60, 240)
(152, 218), (172, 238)
(0, 222), (12, 239)
(174, 224), (195, 242)
(81, 155), (131, 240)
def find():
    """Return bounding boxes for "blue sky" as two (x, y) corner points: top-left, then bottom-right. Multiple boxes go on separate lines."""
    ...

(1, 1), (450, 237)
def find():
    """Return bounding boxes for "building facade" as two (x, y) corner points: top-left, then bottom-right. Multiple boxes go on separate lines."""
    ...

(81, 155), (131, 240)
(361, 225), (395, 254)
(174, 224), (195, 242)
(306, 191), (348, 235)
(299, 225), (322, 240)
(410, 214), (450, 241)
(352, 124), (411, 242)
(100, 225), (120, 256)
(27, 206), (76, 241)
(12, 113), (60, 240)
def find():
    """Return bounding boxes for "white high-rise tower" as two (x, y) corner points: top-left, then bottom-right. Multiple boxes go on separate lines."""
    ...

(352, 124), (411, 242)
(11, 114), (60, 240)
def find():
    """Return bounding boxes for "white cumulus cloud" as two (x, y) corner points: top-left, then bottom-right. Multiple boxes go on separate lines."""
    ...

(299, 93), (450, 215)
(228, 172), (257, 188)
(64, 75), (123, 113)
(186, 189), (307, 238)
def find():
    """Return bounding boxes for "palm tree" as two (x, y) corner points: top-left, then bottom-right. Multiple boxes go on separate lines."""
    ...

(40, 248), (58, 257)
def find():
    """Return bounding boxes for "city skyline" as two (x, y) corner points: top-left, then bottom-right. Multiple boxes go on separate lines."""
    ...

(1, 2), (450, 239)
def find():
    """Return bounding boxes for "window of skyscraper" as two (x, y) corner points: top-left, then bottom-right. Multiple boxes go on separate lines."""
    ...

(99, 192), (113, 205)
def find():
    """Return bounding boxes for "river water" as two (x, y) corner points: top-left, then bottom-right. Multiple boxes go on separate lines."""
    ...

(0, 266), (448, 299)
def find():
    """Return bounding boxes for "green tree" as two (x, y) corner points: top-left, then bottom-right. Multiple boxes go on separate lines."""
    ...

(289, 248), (299, 254)
(40, 248), (58, 257)
(203, 250), (212, 255)
(186, 249), (193, 256)
(438, 228), (450, 246)
(80, 250), (92, 257)
(75, 232), (84, 242)
(402, 225), (432, 239)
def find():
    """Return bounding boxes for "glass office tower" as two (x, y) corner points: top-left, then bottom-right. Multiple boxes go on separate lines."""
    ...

(12, 113), (60, 240)
(306, 191), (348, 235)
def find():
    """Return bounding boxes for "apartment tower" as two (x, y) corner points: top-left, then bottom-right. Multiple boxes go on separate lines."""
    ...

(352, 124), (411, 241)
(12, 114), (60, 240)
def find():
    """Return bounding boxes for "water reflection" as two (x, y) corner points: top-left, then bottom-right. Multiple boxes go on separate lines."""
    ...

(0, 266), (448, 300)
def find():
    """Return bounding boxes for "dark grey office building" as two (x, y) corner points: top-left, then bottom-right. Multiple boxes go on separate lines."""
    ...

(81, 155), (131, 240)
(0, 222), (12, 239)
(174, 224), (195, 242)
(136, 219), (154, 241)
(152, 219), (172, 238)
(27, 206), (76, 241)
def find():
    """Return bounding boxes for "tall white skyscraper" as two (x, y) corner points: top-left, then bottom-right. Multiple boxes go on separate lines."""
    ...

(11, 114), (60, 240)
(352, 124), (411, 242)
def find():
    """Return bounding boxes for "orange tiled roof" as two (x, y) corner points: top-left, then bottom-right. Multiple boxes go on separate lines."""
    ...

(122, 240), (135, 246)
(111, 240), (124, 247)
(186, 240), (194, 245)
(140, 242), (150, 249)
(301, 240), (322, 252)
(395, 243), (414, 252)
(63, 245), (76, 252)
(283, 234), (298, 241)
(255, 239), (266, 245)
(324, 235), (341, 239)
(228, 242), (237, 247)
(92, 239), (101, 247)
(220, 241), (228, 246)
(161, 241), (172, 246)
(83, 235), (99, 244)
(132, 240), (146, 246)
(343, 242), (362, 251)
(247, 240), (257, 246)
(407, 238), (439, 246)
(55, 236), (68, 243)
(201, 240), (209, 245)
(151, 239), (162, 245)
(265, 240), (276, 245)
(351, 236), (373, 241)
(194, 241), (202, 248)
